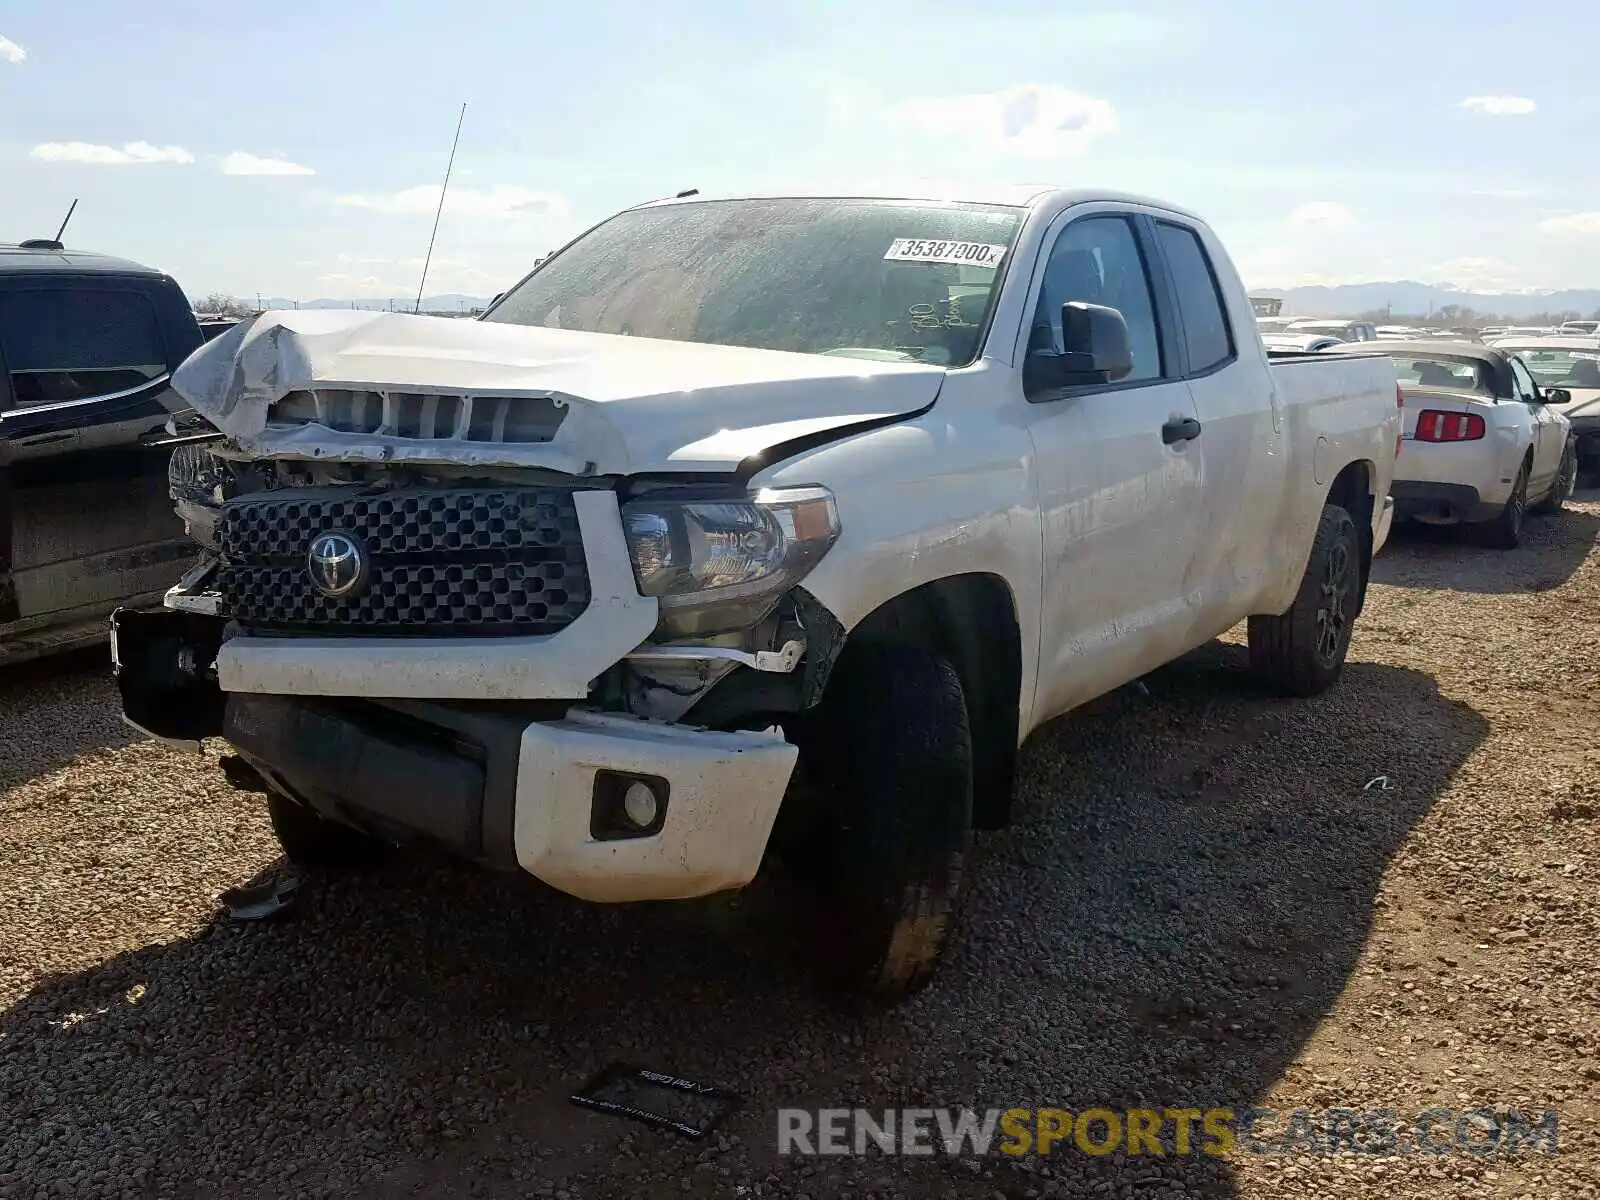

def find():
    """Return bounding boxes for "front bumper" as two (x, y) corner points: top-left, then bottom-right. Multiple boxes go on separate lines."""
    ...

(226, 695), (797, 902)
(112, 609), (799, 903)
(1571, 418), (1600, 463)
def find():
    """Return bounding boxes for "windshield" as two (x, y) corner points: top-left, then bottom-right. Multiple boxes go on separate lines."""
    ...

(1392, 355), (1494, 394)
(484, 198), (1025, 366)
(1499, 346), (1600, 388)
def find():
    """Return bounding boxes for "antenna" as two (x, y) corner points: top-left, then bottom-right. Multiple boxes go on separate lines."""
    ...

(54, 198), (79, 244)
(414, 102), (467, 315)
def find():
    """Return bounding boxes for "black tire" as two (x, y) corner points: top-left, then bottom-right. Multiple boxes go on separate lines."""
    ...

(794, 643), (973, 999)
(1476, 459), (1530, 548)
(265, 788), (386, 870)
(1531, 440), (1577, 514)
(1248, 504), (1361, 697)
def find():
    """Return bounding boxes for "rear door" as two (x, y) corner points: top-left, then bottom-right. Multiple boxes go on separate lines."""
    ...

(1147, 216), (1283, 626)
(0, 276), (194, 628)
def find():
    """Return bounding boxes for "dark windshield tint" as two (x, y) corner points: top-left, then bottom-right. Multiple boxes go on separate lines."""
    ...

(484, 198), (1025, 366)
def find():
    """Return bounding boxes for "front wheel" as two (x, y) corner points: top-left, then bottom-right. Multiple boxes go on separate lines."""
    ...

(1248, 503), (1361, 697)
(790, 643), (974, 999)
(1531, 441), (1577, 514)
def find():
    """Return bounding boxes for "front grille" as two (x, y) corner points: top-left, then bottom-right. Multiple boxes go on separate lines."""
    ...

(269, 389), (567, 444)
(215, 487), (591, 636)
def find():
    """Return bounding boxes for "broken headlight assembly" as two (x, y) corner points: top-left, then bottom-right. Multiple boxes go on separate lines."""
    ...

(621, 486), (840, 637)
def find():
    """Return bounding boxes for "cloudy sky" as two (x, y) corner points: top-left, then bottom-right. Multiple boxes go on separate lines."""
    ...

(2, 0), (1597, 301)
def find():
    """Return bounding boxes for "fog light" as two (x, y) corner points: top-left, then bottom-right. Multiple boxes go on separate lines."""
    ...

(622, 781), (659, 829)
(590, 771), (670, 841)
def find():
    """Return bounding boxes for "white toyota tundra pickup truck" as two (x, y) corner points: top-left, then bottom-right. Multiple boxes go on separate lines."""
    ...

(113, 186), (1400, 997)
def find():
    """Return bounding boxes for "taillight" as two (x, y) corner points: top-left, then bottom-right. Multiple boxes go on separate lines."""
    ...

(1414, 410), (1487, 442)
(1395, 384), (1404, 459)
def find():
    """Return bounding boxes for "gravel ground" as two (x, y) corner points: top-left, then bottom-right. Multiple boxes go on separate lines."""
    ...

(2, 492), (1598, 1200)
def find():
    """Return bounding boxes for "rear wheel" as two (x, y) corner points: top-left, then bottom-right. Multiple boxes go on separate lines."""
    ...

(790, 643), (973, 999)
(1477, 459), (1530, 548)
(265, 788), (387, 870)
(1531, 440), (1577, 514)
(1248, 504), (1361, 697)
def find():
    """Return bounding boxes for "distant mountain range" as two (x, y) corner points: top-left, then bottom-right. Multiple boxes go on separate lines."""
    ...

(1248, 281), (1600, 320)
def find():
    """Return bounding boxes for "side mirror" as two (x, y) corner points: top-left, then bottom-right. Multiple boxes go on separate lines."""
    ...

(1024, 302), (1134, 396)
(1544, 387), (1572, 405)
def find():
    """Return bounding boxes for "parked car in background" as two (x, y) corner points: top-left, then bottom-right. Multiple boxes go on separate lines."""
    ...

(1262, 332), (1346, 353)
(1324, 339), (1575, 546)
(1489, 336), (1600, 482)
(112, 186), (1400, 997)
(0, 239), (207, 664)
(194, 314), (245, 343)
(1255, 315), (1296, 334)
(1289, 318), (1379, 342)
(1558, 320), (1600, 336)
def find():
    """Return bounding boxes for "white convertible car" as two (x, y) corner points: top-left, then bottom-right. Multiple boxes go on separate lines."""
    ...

(1325, 339), (1577, 547)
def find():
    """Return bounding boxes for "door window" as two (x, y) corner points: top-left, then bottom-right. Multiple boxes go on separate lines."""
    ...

(1154, 222), (1235, 373)
(1509, 357), (1540, 403)
(1031, 215), (1162, 382)
(0, 288), (166, 409)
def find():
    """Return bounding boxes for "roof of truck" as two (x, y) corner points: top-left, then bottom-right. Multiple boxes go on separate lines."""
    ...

(634, 184), (1205, 221)
(0, 242), (163, 276)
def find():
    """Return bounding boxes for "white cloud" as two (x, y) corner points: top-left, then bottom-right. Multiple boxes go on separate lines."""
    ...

(1537, 212), (1600, 236)
(1287, 201), (1354, 228)
(221, 152), (314, 177)
(30, 141), (194, 165)
(890, 84), (1118, 157)
(0, 34), (25, 63)
(333, 184), (567, 220)
(1459, 95), (1536, 116)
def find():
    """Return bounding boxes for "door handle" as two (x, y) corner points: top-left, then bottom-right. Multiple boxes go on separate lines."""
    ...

(17, 432), (74, 447)
(1161, 417), (1202, 445)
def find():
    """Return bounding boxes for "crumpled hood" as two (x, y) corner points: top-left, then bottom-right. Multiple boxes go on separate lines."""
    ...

(172, 310), (947, 476)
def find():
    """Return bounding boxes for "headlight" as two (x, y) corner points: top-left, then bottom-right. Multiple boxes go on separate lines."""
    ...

(621, 486), (840, 637)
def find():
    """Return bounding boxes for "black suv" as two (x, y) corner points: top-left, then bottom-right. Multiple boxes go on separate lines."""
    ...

(0, 240), (209, 664)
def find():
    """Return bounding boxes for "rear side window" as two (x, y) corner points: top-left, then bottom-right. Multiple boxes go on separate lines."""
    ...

(1155, 223), (1234, 373)
(0, 288), (167, 409)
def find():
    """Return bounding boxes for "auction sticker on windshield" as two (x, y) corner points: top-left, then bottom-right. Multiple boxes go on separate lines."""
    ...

(884, 239), (1008, 268)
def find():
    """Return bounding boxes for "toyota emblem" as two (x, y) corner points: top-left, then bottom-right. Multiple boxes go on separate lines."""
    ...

(306, 531), (369, 600)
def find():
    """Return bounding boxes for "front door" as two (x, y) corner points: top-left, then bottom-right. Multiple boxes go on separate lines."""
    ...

(1021, 208), (1209, 724)
(1509, 355), (1562, 495)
